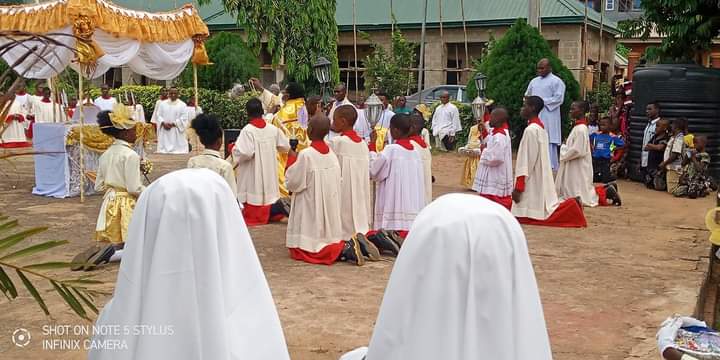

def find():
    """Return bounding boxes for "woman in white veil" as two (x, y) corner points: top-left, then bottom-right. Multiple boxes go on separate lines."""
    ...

(341, 193), (552, 360)
(89, 168), (289, 360)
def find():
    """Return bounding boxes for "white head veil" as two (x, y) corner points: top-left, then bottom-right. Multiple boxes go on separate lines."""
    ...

(89, 169), (289, 360)
(342, 193), (552, 360)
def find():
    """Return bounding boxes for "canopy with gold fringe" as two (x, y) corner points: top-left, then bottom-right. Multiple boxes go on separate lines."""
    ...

(0, 0), (210, 80)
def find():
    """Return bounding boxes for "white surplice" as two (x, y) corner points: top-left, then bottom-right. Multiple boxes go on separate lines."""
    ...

(328, 97), (353, 125)
(329, 134), (372, 238)
(89, 169), (290, 360)
(525, 73), (566, 145)
(410, 138), (433, 205)
(286, 146), (344, 252)
(431, 102), (461, 138)
(154, 99), (189, 154)
(472, 128), (513, 197)
(233, 123), (290, 205)
(339, 194), (552, 360)
(150, 98), (168, 124)
(186, 105), (203, 122)
(93, 96), (118, 112)
(556, 123), (598, 207)
(370, 143), (425, 231)
(187, 149), (238, 198)
(511, 123), (559, 220)
(1, 99), (30, 144)
(33, 100), (67, 123)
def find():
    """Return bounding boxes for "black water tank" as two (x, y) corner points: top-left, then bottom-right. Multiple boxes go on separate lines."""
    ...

(628, 64), (720, 180)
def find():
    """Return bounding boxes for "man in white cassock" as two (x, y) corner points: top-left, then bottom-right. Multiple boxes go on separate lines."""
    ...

(525, 58), (566, 171)
(88, 169), (290, 360)
(34, 87), (67, 123)
(153, 87), (189, 154)
(150, 87), (169, 124)
(431, 90), (461, 151)
(93, 84), (118, 112)
(1, 84), (32, 147)
(339, 194), (553, 360)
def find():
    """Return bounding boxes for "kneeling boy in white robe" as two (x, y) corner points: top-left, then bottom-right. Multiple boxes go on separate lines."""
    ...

(512, 96), (586, 227)
(556, 101), (621, 207)
(1, 87), (31, 148)
(286, 114), (378, 266)
(369, 113), (425, 238)
(472, 107), (513, 210)
(409, 114), (433, 205)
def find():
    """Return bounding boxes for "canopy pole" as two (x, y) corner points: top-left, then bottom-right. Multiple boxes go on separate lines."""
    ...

(193, 64), (199, 107)
(582, 0), (588, 99)
(352, 0), (359, 97)
(460, 0), (469, 77)
(417, 0), (428, 103)
(78, 71), (85, 203)
(598, 0), (604, 89)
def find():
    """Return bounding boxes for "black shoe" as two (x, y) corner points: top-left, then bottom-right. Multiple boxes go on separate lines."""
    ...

(71, 245), (101, 271)
(278, 198), (291, 217)
(339, 239), (365, 266)
(83, 245), (115, 271)
(605, 181), (618, 192)
(368, 231), (400, 257)
(355, 233), (381, 261)
(381, 230), (404, 249)
(605, 184), (622, 206)
(574, 196), (583, 208)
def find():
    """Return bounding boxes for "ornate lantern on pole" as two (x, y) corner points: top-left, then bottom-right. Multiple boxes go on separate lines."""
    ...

(313, 56), (332, 103)
(471, 72), (488, 121)
(364, 92), (383, 129)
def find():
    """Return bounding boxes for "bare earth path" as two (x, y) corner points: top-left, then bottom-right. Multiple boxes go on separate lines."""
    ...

(0, 151), (712, 359)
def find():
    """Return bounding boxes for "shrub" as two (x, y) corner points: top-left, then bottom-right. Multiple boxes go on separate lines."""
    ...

(466, 19), (581, 145)
(88, 85), (257, 129)
(587, 82), (613, 114)
(177, 32), (261, 92)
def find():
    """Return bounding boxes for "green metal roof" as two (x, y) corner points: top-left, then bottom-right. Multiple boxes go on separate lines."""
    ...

(20, 0), (617, 34)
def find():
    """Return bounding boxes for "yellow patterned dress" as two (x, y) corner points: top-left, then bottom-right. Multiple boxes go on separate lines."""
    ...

(271, 98), (309, 197)
(460, 125), (483, 189)
(94, 140), (145, 244)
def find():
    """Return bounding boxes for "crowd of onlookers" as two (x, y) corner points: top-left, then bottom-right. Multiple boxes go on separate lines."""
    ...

(589, 86), (716, 199)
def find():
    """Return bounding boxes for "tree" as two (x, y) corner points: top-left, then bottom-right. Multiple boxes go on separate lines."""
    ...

(620, 0), (720, 61)
(178, 32), (260, 91)
(466, 19), (580, 143)
(363, 23), (417, 99)
(200, 0), (339, 87)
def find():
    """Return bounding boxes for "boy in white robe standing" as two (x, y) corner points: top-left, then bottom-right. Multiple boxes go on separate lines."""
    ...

(233, 98), (291, 226)
(1, 84), (32, 147)
(34, 87), (67, 123)
(153, 87), (189, 154)
(512, 96), (586, 227)
(556, 101), (621, 207)
(472, 107), (513, 210)
(369, 113), (425, 237)
(93, 84), (118, 112)
(150, 87), (169, 124)
(286, 114), (377, 266)
(409, 114), (433, 205)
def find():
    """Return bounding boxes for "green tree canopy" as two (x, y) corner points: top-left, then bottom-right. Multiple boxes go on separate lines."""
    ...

(178, 32), (260, 91)
(620, 0), (720, 61)
(199, 0), (339, 88)
(363, 23), (417, 99)
(467, 19), (580, 143)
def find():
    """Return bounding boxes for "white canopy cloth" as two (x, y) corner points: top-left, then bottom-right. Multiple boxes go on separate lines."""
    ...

(0, 0), (208, 80)
(340, 193), (552, 360)
(89, 169), (290, 360)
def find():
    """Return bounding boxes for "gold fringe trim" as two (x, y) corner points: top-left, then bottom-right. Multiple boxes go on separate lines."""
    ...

(0, 0), (209, 43)
(66, 123), (156, 153)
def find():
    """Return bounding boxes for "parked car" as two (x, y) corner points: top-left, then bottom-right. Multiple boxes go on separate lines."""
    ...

(405, 85), (470, 109)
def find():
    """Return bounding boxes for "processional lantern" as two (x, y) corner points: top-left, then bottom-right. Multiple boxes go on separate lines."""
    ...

(472, 72), (488, 120)
(313, 56), (332, 103)
(365, 92), (383, 128)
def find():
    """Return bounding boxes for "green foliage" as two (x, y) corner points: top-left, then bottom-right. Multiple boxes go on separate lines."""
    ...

(202, 0), (339, 85)
(619, 1), (720, 61)
(88, 85), (256, 129)
(363, 19), (417, 98)
(587, 82), (614, 114)
(0, 214), (105, 320)
(615, 43), (631, 59)
(178, 32), (260, 91)
(466, 19), (581, 144)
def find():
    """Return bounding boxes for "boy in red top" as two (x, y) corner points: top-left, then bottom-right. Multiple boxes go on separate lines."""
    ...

(511, 96), (586, 227)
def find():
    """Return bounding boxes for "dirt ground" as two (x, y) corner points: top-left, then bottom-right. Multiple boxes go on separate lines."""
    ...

(0, 150), (713, 360)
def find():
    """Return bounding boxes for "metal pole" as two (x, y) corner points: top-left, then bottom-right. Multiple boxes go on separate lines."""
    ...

(353, 0), (359, 97)
(390, 0), (394, 34)
(528, 0), (539, 28)
(460, 0), (470, 79)
(417, 0), (428, 104)
(582, 0), (588, 99)
(78, 71), (85, 203)
(598, 0), (605, 87)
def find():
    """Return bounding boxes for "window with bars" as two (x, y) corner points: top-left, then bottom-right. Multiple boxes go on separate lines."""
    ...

(618, 0), (641, 12)
(606, 0), (615, 11)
